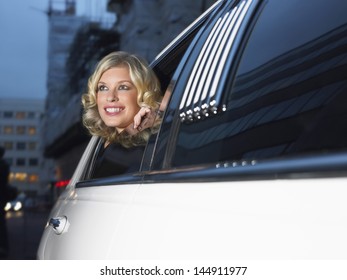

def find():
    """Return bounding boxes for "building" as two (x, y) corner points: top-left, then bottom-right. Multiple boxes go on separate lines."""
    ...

(44, 0), (88, 152)
(0, 98), (52, 195)
(108, 0), (216, 61)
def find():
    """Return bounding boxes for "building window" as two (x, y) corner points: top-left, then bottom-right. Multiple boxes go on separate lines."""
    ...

(27, 112), (36, 119)
(28, 142), (37, 150)
(28, 126), (37, 135)
(16, 126), (26, 135)
(16, 142), (26, 150)
(3, 111), (13, 118)
(13, 172), (27, 182)
(4, 158), (13, 166)
(16, 112), (26, 119)
(4, 142), (13, 150)
(29, 158), (39, 166)
(4, 126), (13, 134)
(28, 174), (39, 183)
(16, 158), (26, 166)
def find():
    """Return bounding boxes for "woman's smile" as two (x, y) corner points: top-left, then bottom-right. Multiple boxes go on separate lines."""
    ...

(104, 106), (125, 114)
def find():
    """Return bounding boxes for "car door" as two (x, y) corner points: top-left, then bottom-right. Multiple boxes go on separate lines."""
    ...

(37, 135), (146, 259)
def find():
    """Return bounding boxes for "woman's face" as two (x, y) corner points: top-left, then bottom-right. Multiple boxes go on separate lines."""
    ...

(97, 66), (140, 133)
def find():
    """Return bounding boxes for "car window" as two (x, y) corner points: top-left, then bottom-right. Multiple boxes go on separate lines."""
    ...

(90, 140), (145, 179)
(171, 0), (347, 167)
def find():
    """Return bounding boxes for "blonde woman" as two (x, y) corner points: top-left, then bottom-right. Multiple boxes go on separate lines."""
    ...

(81, 51), (162, 177)
(82, 51), (162, 148)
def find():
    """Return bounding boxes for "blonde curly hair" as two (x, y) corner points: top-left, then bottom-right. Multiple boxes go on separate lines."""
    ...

(81, 51), (162, 147)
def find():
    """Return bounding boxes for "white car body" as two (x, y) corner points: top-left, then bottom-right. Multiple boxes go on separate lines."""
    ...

(38, 137), (347, 259)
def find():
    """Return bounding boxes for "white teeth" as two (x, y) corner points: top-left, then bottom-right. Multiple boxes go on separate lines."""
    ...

(106, 107), (122, 113)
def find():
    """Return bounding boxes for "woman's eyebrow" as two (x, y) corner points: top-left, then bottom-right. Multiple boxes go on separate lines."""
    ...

(98, 80), (133, 84)
(117, 80), (133, 84)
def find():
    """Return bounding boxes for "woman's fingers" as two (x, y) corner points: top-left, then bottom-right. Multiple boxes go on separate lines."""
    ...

(133, 107), (151, 129)
(133, 114), (141, 128)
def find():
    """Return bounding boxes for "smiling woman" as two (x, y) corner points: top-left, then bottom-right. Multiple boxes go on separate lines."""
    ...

(81, 51), (162, 178)
(82, 51), (162, 146)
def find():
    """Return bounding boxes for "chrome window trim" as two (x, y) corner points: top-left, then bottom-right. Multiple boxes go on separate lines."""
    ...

(209, 0), (253, 101)
(195, 10), (234, 103)
(179, 0), (256, 123)
(201, 5), (242, 103)
(179, 6), (236, 112)
(179, 17), (224, 112)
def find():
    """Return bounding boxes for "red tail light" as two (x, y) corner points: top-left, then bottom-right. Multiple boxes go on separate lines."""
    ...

(55, 179), (70, 188)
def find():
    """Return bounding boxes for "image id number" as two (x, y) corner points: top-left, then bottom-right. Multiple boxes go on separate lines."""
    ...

(193, 266), (247, 276)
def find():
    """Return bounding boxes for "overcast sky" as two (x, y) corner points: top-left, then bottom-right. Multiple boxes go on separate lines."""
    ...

(0, 0), (113, 100)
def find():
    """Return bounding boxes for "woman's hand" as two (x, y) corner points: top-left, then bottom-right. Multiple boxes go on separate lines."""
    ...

(133, 106), (152, 131)
(125, 106), (158, 136)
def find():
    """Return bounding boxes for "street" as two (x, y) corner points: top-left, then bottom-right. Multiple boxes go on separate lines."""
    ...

(6, 208), (50, 260)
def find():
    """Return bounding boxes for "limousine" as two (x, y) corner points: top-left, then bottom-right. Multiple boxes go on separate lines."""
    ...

(38, 0), (347, 259)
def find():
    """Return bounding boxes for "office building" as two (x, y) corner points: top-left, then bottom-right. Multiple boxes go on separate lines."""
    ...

(0, 98), (52, 195)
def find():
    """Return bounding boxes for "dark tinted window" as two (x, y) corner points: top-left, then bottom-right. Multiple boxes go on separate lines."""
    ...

(172, 0), (347, 167)
(90, 141), (145, 179)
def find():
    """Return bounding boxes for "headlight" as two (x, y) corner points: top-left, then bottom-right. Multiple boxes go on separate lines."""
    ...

(4, 202), (12, 212)
(13, 201), (22, 211)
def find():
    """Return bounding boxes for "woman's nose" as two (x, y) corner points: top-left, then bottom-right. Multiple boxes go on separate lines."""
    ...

(106, 89), (118, 102)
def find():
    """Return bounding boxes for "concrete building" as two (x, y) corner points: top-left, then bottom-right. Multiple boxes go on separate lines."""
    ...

(108, 0), (216, 61)
(44, 0), (88, 151)
(0, 98), (52, 195)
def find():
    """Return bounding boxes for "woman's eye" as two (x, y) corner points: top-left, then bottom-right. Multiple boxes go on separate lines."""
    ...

(118, 85), (129, 90)
(98, 85), (108, 92)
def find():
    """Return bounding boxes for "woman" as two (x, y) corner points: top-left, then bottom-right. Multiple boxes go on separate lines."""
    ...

(81, 51), (162, 177)
(82, 51), (162, 147)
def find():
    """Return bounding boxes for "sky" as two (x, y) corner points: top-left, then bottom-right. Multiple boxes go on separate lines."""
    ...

(0, 0), (113, 100)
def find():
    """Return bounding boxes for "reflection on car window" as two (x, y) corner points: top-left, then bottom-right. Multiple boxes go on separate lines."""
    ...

(172, 0), (347, 167)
